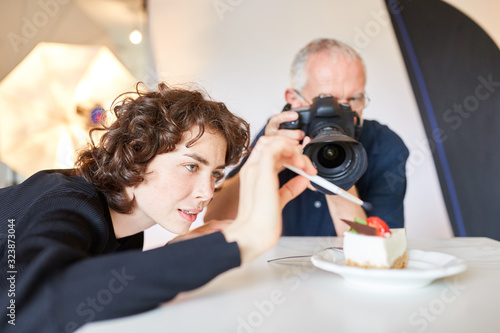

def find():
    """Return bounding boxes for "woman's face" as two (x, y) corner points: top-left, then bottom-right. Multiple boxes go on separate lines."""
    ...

(129, 127), (227, 234)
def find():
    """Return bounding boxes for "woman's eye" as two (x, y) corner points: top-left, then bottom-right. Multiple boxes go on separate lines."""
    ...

(212, 171), (224, 181)
(185, 164), (198, 172)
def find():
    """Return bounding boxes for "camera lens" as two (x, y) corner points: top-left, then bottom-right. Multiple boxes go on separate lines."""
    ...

(307, 140), (355, 181)
(318, 144), (346, 169)
(291, 95), (368, 193)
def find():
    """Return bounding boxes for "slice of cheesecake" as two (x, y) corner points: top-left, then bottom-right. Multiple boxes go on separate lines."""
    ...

(342, 217), (408, 269)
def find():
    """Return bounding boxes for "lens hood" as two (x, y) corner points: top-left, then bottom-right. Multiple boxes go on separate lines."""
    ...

(303, 131), (367, 193)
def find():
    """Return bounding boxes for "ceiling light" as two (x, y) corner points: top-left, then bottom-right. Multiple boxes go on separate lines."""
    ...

(129, 29), (142, 44)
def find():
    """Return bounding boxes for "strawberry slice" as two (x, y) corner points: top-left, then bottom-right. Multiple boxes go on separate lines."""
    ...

(366, 216), (391, 237)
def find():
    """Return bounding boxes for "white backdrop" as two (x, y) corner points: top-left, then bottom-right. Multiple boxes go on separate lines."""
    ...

(144, 0), (500, 247)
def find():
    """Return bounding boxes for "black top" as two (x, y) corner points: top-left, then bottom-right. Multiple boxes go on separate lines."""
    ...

(0, 171), (241, 332)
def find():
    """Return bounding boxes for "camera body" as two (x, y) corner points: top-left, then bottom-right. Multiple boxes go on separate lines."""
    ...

(280, 95), (367, 194)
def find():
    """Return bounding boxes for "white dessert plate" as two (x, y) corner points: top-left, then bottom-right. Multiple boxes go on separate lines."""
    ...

(311, 248), (467, 290)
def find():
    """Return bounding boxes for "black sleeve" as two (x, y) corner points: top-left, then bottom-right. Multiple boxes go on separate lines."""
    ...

(53, 232), (240, 331)
(1, 195), (240, 333)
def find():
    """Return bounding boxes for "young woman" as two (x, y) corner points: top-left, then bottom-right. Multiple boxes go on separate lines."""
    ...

(0, 83), (315, 332)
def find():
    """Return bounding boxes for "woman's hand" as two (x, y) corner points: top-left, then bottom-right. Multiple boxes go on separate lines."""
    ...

(169, 219), (232, 244)
(222, 135), (316, 263)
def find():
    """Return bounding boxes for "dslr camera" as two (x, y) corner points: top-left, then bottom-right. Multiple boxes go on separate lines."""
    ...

(280, 95), (368, 194)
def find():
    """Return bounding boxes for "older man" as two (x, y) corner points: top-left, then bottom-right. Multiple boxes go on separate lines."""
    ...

(206, 38), (409, 236)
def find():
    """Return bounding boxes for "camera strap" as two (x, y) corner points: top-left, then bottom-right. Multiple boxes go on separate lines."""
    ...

(354, 113), (363, 140)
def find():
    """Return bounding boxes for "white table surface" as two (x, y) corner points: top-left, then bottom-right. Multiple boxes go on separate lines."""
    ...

(78, 237), (500, 333)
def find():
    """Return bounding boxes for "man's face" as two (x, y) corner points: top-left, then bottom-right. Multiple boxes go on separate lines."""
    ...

(293, 51), (367, 117)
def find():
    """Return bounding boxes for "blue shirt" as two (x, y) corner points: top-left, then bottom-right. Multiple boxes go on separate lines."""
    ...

(229, 119), (409, 236)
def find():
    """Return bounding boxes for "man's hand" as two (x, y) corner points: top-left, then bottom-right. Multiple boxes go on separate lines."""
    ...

(265, 111), (305, 141)
(325, 185), (367, 236)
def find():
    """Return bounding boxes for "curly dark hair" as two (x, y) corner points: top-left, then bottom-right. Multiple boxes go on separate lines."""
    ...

(75, 82), (250, 214)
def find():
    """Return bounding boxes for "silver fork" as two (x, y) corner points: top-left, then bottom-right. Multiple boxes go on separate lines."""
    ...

(267, 247), (343, 263)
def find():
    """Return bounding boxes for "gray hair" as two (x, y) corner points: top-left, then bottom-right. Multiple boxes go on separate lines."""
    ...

(290, 38), (365, 92)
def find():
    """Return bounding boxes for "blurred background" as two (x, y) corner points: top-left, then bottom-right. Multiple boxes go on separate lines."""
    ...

(1, 0), (499, 247)
(0, 0), (155, 184)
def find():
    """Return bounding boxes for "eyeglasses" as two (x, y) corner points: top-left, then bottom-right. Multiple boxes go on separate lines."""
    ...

(293, 90), (370, 111)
